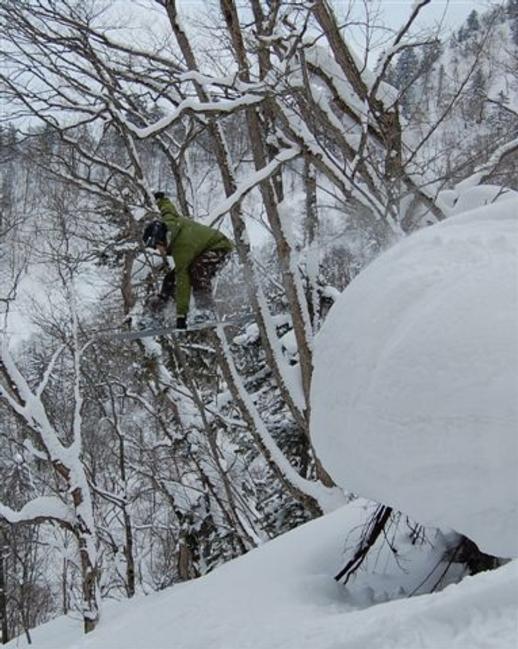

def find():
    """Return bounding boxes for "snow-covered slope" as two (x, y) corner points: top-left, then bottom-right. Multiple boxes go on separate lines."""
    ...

(311, 194), (518, 558)
(6, 500), (518, 649)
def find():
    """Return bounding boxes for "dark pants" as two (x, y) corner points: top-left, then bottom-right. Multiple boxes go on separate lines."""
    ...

(161, 249), (229, 310)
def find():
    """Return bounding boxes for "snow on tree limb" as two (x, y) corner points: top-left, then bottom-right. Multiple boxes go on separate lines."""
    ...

(35, 345), (65, 398)
(1, 342), (101, 631)
(208, 146), (301, 226)
(0, 497), (74, 527)
(215, 327), (346, 514)
(112, 94), (267, 140)
(456, 137), (518, 190)
(0, 340), (71, 466)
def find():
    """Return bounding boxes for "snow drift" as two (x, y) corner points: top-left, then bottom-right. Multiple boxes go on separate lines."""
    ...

(311, 195), (518, 558)
(6, 501), (518, 649)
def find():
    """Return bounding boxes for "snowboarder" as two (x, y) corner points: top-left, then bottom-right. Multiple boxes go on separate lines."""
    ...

(143, 192), (233, 329)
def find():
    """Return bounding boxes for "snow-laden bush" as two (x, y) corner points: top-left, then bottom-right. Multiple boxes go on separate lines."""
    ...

(311, 194), (518, 558)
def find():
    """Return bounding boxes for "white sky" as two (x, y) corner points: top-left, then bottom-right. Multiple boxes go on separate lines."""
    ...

(362, 0), (491, 29)
(105, 0), (494, 70)
(111, 0), (492, 42)
(173, 0), (492, 31)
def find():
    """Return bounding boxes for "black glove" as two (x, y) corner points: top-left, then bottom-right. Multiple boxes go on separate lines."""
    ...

(147, 294), (167, 313)
(153, 191), (165, 201)
(176, 316), (187, 330)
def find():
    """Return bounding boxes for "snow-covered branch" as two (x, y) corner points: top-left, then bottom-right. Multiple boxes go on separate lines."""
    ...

(0, 497), (74, 527)
(114, 94), (267, 140)
(457, 137), (518, 190)
(209, 146), (301, 225)
(0, 337), (100, 632)
(215, 327), (346, 515)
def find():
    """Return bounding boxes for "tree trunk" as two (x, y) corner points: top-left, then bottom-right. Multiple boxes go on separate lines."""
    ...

(220, 0), (314, 419)
(62, 557), (69, 615)
(122, 508), (135, 599)
(177, 542), (197, 582)
(164, 0), (310, 432)
(71, 486), (99, 634)
(78, 534), (99, 634)
(303, 157), (320, 332)
(116, 431), (136, 598)
(0, 534), (8, 645)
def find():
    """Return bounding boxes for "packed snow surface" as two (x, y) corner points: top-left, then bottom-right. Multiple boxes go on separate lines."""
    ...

(311, 196), (518, 558)
(6, 501), (518, 649)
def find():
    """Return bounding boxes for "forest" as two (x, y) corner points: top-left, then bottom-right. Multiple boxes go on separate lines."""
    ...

(0, 0), (517, 645)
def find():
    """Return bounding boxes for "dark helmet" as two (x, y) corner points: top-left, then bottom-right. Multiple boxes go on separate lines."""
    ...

(143, 220), (168, 248)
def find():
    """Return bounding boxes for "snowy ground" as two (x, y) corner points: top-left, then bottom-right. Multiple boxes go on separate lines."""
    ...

(6, 501), (518, 649)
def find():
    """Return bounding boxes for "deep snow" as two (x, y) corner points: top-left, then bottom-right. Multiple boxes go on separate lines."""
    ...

(311, 195), (518, 558)
(6, 500), (518, 649)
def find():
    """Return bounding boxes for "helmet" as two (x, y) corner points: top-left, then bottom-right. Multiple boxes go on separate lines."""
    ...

(143, 220), (168, 248)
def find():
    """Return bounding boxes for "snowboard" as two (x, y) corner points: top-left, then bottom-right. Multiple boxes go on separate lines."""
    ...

(103, 318), (243, 342)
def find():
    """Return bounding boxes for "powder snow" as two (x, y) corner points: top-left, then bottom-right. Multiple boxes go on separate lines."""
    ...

(311, 194), (518, 558)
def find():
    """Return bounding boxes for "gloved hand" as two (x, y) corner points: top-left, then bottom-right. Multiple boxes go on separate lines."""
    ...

(176, 316), (187, 330)
(146, 294), (167, 313)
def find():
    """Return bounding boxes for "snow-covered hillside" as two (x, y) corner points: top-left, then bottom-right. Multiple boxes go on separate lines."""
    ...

(311, 193), (518, 558)
(2, 1), (517, 645)
(6, 500), (518, 649)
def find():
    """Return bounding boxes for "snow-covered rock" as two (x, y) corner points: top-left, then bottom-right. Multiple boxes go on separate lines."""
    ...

(311, 196), (518, 558)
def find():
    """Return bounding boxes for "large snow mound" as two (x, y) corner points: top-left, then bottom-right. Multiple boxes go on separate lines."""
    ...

(6, 502), (518, 649)
(311, 197), (518, 558)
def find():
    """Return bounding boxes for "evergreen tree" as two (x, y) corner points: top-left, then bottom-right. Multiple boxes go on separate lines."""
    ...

(420, 40), (442, 70)
(393, 48), (419, 90)
(393, 48), (420, 117)
(467, 68), (487, 124)
(466, 9), (480, 35)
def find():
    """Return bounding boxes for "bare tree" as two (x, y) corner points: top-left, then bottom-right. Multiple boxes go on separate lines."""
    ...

(0, 279), (100, 632)
(0, 529), (7, 644)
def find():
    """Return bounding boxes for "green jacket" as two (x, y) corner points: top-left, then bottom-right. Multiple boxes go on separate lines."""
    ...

(157, 197), (233, 316)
